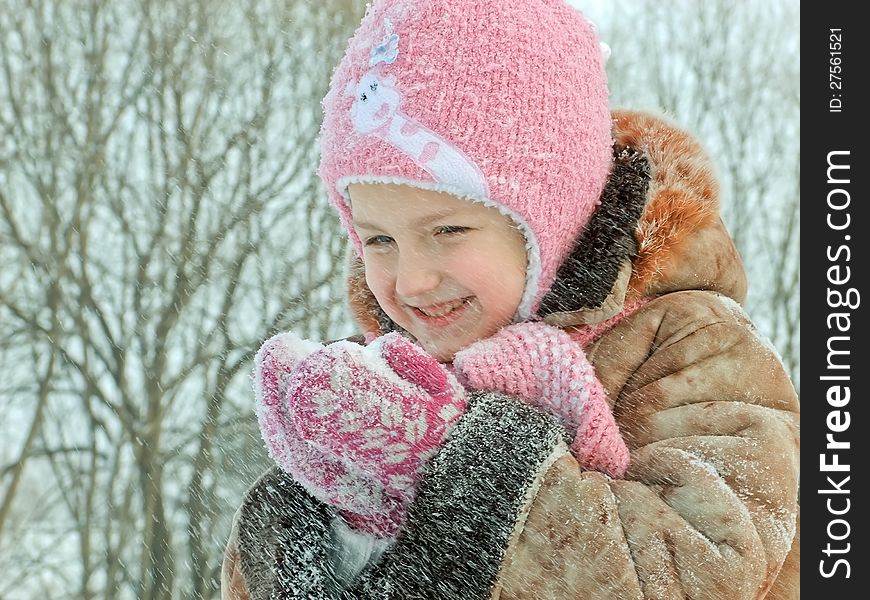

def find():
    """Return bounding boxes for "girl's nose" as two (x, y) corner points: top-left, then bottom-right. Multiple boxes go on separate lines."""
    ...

(394, 250), (442, 299)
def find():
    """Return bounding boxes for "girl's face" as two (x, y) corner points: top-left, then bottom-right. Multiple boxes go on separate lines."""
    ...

(350, 183), (528, 362)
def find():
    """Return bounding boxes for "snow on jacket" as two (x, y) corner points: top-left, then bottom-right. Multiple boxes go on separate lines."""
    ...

(221, 110), (800, 599)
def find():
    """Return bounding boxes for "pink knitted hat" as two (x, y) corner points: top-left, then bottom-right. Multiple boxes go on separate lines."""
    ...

(319, 0), (612, 320)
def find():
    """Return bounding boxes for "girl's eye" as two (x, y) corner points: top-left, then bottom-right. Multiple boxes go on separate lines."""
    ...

(364, 235), (394, 246)
(435, 226), (469, 236)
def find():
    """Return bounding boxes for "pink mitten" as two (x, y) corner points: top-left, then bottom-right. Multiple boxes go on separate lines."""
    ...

(453, 322), (629, 478)
(286, 332), (468, 533)
(255, 332), (404, 535)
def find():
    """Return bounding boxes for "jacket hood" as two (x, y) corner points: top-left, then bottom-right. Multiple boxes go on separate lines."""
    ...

(345, 109), (747, 335)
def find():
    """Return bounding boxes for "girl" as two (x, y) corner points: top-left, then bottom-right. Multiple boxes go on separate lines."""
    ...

(222, 1), (800, 598)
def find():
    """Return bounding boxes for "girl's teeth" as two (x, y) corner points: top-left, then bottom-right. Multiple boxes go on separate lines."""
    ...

(421, 300), (463, 317)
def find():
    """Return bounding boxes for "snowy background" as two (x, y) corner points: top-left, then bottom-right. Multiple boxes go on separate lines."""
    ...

(0, 0), (798, 597)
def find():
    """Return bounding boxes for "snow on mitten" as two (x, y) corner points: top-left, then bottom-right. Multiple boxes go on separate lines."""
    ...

(452, 322), (629, 478)
(287, 332), (467, 524)
(254, 331), (402, 534)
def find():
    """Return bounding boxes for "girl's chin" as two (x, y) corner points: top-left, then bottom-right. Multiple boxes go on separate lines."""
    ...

(415, 337), (461, 363)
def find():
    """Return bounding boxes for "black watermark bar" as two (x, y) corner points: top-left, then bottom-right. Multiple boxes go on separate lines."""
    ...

(803, 3), (868, 596)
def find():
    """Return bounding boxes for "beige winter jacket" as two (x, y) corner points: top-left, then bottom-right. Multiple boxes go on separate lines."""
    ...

(222, 110), (800, 599)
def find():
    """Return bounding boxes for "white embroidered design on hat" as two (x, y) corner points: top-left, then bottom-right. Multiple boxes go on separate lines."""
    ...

(345, 27), (490, 198)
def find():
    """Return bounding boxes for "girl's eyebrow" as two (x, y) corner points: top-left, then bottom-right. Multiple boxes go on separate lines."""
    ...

(352, 211), (465, 230)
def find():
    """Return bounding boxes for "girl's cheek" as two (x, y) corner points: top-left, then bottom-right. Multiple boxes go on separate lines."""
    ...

(364, 258), (396, 298)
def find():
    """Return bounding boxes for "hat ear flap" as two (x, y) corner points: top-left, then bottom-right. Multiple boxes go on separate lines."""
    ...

(538, 145), (650, 321)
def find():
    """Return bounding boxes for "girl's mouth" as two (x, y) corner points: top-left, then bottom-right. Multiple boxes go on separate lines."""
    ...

(411, 297), (473, 326)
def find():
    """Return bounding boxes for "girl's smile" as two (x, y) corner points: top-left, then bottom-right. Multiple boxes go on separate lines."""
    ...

(409, 296), (473, 327)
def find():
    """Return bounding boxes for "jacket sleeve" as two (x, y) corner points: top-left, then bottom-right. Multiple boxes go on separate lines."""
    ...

(350, 393), (571, 599)
(497, 291), (800, 599)
(219, 399), (569, 600)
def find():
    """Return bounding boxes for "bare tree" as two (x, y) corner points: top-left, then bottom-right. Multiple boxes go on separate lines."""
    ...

(0, 0), (363, 597)
(576, 0), (800, 389)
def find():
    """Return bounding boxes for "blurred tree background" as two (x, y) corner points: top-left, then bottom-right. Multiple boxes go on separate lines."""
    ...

(0, 0), (798, 597)
(1, 0), (364, 597)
